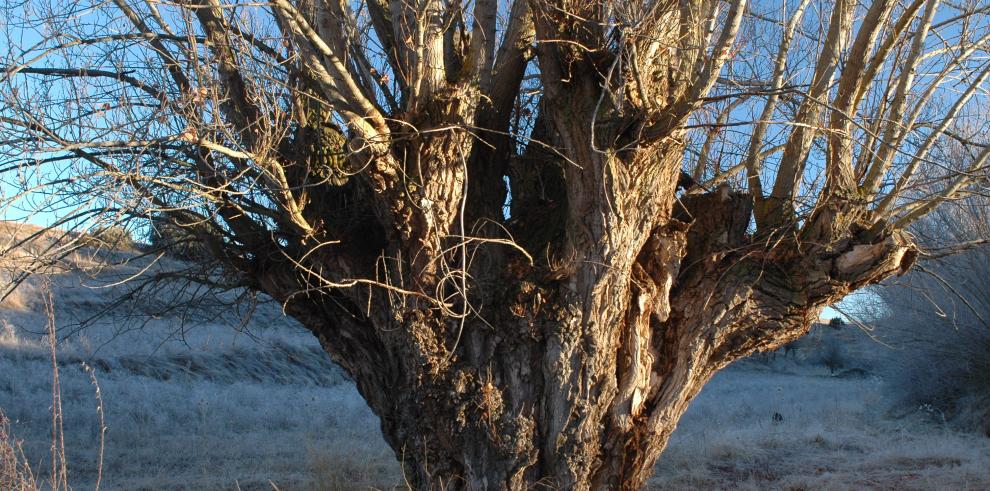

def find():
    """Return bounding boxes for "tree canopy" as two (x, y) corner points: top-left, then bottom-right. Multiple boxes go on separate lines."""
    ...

(2, 0), (987, 260)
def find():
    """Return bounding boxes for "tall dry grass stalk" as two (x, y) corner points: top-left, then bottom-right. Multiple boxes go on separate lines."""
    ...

(43, 284), (69, 491)
(82, 362), (106, 491)
(0, 282), (107, 490)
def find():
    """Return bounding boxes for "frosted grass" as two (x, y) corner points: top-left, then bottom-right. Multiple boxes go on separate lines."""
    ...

(0, 314), (399, 490)
(652, 367), (990, 490)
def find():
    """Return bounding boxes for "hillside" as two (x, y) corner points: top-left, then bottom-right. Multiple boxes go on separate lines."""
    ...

(1, 225), (397, 489)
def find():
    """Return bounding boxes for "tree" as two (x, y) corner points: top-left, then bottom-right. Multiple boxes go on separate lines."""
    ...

(1, 0), (988, 487)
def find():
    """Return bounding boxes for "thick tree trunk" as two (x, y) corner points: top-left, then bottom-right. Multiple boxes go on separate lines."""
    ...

(243, 66), (918, 487)
(261, 148), (915, 489)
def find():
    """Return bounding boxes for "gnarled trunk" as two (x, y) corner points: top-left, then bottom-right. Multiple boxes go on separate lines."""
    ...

(247, 27), (917, 486)
(262, 145), (915, 490)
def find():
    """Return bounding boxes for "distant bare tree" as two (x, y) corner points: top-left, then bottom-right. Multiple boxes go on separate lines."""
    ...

(2, 0), (990, 487)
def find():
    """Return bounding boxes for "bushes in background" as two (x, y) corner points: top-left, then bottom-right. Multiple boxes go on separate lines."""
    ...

(874, 201), (990, 436)
(78, 225), (136, 252)
(147, 215), (214, 261)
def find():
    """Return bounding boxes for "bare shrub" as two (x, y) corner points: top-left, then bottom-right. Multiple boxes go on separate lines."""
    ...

(78, 226), (136, 252)
(808, 336), (847, 375)
(0, 411), (37, 491)
(147, 215), (213, 262)
(875, 200), (990, 434)
(876, 292), (990, 432)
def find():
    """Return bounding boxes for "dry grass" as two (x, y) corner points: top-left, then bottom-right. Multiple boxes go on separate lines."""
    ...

(650, 365), (990, 490)
(305, 446), (401, 490)
(0, 284), (104, 491)
(0, 274), (37, 312)
(0, 411), (37, 491)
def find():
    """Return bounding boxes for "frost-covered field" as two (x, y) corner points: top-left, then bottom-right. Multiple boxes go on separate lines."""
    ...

(2, 230), (989, 489)
(0, 257), (399, 490)
(653, 366), (990, 490)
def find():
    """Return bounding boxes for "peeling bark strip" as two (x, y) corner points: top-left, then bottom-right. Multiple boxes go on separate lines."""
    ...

(13, 0), (988, 487)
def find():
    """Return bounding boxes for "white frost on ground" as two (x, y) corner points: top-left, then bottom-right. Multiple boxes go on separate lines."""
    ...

(653, 365), (990, 490)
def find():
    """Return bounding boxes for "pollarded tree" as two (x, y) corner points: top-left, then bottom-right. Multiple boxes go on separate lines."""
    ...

(2, 0), (989, 487)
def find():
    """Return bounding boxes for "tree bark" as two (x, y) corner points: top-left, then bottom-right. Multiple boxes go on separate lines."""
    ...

(257, 141), (915, 490)
(243, 24), (918, 486)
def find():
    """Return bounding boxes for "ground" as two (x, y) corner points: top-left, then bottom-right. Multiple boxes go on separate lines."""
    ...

(1, 226), (989, 489)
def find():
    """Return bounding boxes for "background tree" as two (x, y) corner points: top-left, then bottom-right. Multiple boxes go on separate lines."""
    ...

(1, 0), (989, 487)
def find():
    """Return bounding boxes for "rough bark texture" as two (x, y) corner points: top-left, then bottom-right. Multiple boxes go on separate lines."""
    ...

(252, 133), (915, 489)
(234, 28), (917, 491)
(238, 55), (919, 486)
(34, 1), (919, 487)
